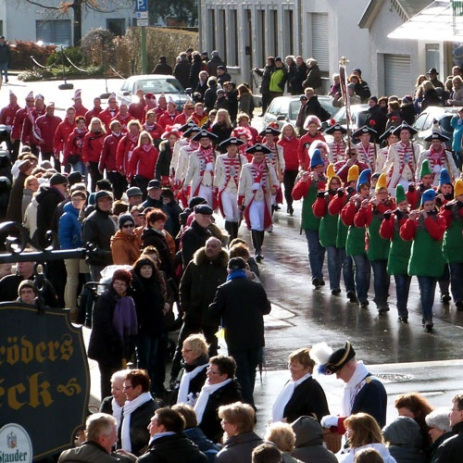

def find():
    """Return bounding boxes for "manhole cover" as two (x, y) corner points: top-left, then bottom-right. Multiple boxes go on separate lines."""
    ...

(375, 373), (413, 382)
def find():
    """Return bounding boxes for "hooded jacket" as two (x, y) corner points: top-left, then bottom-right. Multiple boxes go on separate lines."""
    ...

(110, 230), (141, 265)
(291, 416), (337, 463)
(59, 201), (84, 249)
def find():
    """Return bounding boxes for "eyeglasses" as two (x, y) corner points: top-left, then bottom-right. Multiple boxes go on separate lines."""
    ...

(122, 224), (135, 228)
(182, 348), (193, 353)
(123, 385), (133, 390)
(207, 367), (222, 375)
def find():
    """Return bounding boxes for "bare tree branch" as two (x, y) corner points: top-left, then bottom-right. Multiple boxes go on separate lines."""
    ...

(25, 0), (61, 10)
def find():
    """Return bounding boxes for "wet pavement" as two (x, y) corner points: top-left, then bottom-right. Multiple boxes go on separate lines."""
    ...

(3, 75), (463, 433)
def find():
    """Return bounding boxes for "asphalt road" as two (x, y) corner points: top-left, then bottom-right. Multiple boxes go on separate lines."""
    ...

(3, 76), (463, 433)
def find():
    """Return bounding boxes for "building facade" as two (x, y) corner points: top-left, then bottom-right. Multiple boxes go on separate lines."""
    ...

(199, 0), (458, 97)
(0, 0), (134, 47)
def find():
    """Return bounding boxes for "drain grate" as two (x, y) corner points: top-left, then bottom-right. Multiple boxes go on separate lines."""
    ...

(375, 373), (413, 382)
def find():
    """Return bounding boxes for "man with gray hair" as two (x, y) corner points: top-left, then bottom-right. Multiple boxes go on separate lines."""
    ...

(426, 407), (453, 462)
(58, 413), (134, 463)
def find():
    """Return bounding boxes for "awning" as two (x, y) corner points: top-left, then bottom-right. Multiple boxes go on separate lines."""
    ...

(388, 0), (463, 41)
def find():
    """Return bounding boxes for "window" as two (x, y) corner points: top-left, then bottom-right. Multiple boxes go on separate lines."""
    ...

(0, 21), (3, 37)
(311, 13), (329, 71)
(36, 20), (71, 46)
(107, 19), (126, 37)
(229, 9), (238, 66)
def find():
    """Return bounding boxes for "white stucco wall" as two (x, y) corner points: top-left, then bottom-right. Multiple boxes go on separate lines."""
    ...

(0, 0), (134, 45)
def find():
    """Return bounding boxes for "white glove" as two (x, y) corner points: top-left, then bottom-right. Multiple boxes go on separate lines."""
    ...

(205, 162), (214, 172)
(321, 415), (339, 428)
(432, 164), (441, 174)
(251, 182), (261, 191)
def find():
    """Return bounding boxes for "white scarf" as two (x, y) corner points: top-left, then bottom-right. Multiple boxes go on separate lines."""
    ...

(341, 361), (370, 417)
(112, 398), (124, 429)
(272, 372), (312, 422)
(177, 364), (208, 405)
(121, 391), (152, 452)
(194, 379), (232, 424)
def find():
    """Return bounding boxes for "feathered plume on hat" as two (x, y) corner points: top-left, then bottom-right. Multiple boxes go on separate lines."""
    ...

(310, 342), (334, 375)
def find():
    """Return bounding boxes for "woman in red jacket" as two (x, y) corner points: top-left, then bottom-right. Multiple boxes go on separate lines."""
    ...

(128, 130), (159, 196)
(64, 115), (88, 177)
(83, 117), (106, 191)
(278, 123), (299, 215)
(116, 120), (142, 180)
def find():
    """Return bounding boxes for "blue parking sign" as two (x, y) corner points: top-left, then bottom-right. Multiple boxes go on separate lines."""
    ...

(135, 0), (148, 12)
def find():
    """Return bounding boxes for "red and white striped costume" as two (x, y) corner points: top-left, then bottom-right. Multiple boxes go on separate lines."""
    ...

(386, 141), (421, 188)
(328, 140), (347, 163)
(214, 153), (248, 221)
(417, 147), (459, 186)
(356, 142), (376, 172)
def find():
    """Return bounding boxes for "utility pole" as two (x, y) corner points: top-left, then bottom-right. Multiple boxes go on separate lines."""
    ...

(135, 0), (149, 74)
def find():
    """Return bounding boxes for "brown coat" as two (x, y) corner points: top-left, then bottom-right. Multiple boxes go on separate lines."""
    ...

(111, 230), (141, 265)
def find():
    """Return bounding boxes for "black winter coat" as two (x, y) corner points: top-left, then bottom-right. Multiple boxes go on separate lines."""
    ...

(117, 398), (158, 456)
(87, 285), (124, 365)
(6, 171), (27, 223)
(141, 227), (174, 278)
(180, 248), (228, 327)
(255, 65), (275, 94)
(131, 273), (165, 336)
(155, 140), (173, 180)
(216, 432), (263, 463)
(282, 376), (330, 423)
(174, 59), (191, 90)
(199, 379), (242, 443)
(138, 433), (207, 463)
(36, 185), (65, 247)
(291, 63), (308, 94)
(181, 220), (212, 266)
(209, 276), (270, 351)
(82, 208), (117, 266)
(434, 421), (463, 463)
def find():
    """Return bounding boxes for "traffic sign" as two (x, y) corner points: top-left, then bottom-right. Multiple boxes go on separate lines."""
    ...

(135, 0), (148, 12)
(135, 11), (148, 19)
(137, 19), (149, 27)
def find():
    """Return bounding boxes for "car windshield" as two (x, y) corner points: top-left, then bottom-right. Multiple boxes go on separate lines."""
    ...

(289, 101), (301, 120)
(133, 79), (184, 93)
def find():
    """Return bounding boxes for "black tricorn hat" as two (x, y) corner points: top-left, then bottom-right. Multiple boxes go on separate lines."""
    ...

(324, 341), (356, 375)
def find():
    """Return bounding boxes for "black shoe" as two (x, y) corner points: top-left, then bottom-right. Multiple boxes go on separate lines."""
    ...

(331, 288), (341, 296)
(312, 278), (322, 288)
(425, 322), (434, 332)
(256, 253), (263, 263)
(456, 300), (463, 311)
(275, 204), (281, 211)
(360, 300), (369, 308)
(346, 290), (358, 304)
(398, 315), (408, 324)
(287, 207), (294, 216)
(378, 306), (390, 314)
(319, 279), (325, 286)
(441, 294), (451, 304)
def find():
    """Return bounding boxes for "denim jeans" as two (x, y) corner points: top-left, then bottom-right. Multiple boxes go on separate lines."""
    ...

(228, 348), (263, 407)
(71, 161), (88, 178)
(0, 62), (8, 82)
(394, 274), (412, 317)
(304, 229), (326, 281)
(352, 254), (371, 303)
(137, 333), (167, 396)
(370, 260), (390, 309)
(449, 262), (463, 303)
(340, 248), (355, 293)
(326, 246), (341, 291)
(417, 276), (437, 321)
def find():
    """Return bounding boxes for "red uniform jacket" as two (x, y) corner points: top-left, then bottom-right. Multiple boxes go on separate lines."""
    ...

(34, 114), (62, 153)
(116, 134), (139, 174)
(64, 128), (88, 164)
(0, 103), (20, 126)
(298, 132), (325, 171)
(99, 132), (123, 173)
(99, 107), (119, 131)
(54, 120), (76, 155)
(82, 131), (105, 163)
(85, 107), (102, 126)
(158, 111), (179, 129)
(128, 145), (159, 180)
(278, 136), (299, 171)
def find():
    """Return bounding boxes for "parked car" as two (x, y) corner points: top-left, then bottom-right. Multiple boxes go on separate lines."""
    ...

(413, 106), (459, 149)
(263, 95), (337, 129)
(117, 75), (188, 110)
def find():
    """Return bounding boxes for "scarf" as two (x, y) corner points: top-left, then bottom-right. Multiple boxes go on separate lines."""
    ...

(341, 361), (370, 417)
(121, 391), (152, 452)
(177, 363), (208, 405)
(194, 379), (232, 424)
(226, 269), (247, 281)
(272, 372), (312, 422)
(112, 131), (122, 138)
(112, 398), (123, 428)
(113, 296), (138, 343)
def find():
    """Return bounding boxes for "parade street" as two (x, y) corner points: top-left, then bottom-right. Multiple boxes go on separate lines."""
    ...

(2, 76), (463, 433)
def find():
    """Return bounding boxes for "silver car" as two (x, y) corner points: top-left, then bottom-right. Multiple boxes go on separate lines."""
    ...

(263, 95), (337, 129)
(117, 75), (188, 110)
